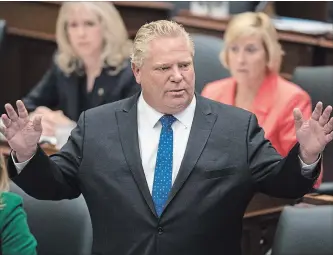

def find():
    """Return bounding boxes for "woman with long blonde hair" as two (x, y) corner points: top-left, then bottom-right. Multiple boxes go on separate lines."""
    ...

(22, 2), (140, 137)
(0, 154), (37, 254)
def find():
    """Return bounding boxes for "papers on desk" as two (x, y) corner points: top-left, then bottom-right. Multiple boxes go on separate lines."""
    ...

(39, 136), (57, 146)
(190, 1), (229, 19)
(273, 16), (333, 35)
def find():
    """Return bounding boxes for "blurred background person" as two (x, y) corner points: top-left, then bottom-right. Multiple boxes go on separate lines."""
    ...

(201, 12), (322, 187)
(0, 154), (37, 254)
(23, 2), (140, 137)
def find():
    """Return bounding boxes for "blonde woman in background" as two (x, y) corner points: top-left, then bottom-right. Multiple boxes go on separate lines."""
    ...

(201, 12), (322, 188)
(0, 154), (37, 254)
(23, 2), (140, 136)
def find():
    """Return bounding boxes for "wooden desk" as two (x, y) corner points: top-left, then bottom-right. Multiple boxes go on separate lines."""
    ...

(243, 206), (284, 255)
(242, 194), (294, 255)
(242, 193), (333, 255)
(0, 1), (173, 111)
(302, 193), (333, 205)
(173, 10), (333, 77)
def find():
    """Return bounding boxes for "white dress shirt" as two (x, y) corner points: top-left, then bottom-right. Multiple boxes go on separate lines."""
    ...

(137, 94), (196, 193)
(13, 94), (319, 194)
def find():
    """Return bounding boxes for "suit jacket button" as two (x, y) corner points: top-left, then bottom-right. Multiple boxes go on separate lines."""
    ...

(158, 227), (164, 235)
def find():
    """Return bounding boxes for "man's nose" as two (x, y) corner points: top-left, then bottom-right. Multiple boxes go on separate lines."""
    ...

(170, 67), (183, 82)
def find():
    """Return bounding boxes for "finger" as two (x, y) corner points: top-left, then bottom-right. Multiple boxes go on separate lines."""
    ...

(16, 100), (29, 119)
(319, 105), (332, 126)
(325, 130), (333, 144)
(293, 108), (303, 130)
(0, 125), (5, 135)
(4, 103), (19, 121)
(1, 114), (12, 128)
(324, 117), (333, 134)
(33, 115), (43, 132)
(311, 101), (323, 121)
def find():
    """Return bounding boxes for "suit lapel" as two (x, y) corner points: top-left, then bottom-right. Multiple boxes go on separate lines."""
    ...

(163, 95), (217, 213)
(116, 94), (157, 217)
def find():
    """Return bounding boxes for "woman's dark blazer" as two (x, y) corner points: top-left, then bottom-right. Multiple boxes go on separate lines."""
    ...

(22, 60), (141, 121)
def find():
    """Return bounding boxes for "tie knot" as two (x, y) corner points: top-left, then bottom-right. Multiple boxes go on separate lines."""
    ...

(160, 115), (177, 128)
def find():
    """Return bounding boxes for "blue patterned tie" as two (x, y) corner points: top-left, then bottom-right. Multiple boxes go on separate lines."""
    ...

(152, 114), (177, 217)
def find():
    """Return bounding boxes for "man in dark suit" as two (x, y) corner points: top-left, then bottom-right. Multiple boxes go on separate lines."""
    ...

(1, 20), (333, 255)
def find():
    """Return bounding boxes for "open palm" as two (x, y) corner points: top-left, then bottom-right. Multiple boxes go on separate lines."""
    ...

(294, 102), (333, 163)
(0, 100), (42, 161)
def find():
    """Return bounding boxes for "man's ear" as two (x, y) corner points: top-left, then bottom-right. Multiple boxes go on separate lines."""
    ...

(131, 63), (141, 84)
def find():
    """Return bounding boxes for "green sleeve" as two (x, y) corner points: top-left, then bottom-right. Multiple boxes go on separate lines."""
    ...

(0, 192), (37, 255)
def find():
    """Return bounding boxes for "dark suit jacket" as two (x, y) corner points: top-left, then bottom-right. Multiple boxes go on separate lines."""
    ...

(8, 93), (320, 255)
(22, 60), (140, 121)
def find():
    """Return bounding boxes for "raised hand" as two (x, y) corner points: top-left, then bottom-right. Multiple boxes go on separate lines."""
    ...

(0, 100), (42, 162)
(294, 101), (333, 164)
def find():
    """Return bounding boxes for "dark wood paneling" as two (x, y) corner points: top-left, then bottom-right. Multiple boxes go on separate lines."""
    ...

(0, 1), (174, 39)
(114, 1), (173, 37)
(275, 1), (329, 22)
(0, 34), (56, 112)
(280, 42), (313, 75)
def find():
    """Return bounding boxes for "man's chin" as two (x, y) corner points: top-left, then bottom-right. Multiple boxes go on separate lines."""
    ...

(164, 101), (191, 114)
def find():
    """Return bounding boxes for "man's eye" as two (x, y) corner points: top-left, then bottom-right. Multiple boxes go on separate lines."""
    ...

(159, 67), (169, 71)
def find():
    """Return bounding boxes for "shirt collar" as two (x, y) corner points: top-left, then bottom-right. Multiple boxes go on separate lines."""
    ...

(137, 92), (197, 129)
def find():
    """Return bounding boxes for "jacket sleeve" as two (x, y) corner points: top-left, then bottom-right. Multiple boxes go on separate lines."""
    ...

(7, 112), (85, 200)
(0, 193), (37, 255)
(22, 62), (60, 112)
(247, 113), (320, 198)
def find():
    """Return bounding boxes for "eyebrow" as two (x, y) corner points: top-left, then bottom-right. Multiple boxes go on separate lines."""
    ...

(154, 60), (192, 66)
(179, 60), (192, 64)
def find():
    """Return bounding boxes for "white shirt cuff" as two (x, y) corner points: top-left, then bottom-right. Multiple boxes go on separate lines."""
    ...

(298, 154), (321, 178)
(11, 151), (35, 174)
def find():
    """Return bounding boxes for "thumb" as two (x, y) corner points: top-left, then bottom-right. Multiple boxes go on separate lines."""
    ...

(33, 115), (43, 132)
(293, 108), (303, 131)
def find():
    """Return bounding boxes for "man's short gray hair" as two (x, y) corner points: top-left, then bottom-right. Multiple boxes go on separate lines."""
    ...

(131, 20), (194, 67)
